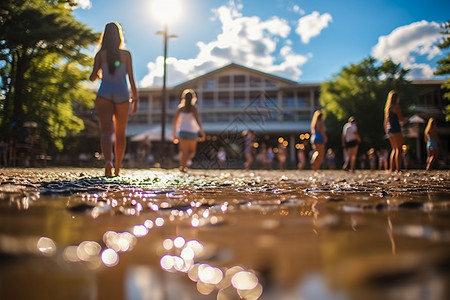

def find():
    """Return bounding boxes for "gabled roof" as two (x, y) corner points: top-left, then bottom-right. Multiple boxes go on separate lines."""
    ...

(174, 63), (299, 89)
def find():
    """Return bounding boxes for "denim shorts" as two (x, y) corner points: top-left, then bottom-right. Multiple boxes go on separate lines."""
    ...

(178, 131), (198, 140)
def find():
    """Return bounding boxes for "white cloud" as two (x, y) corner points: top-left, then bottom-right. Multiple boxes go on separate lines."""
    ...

(292, 5), (305, 15)
(371, 21), (443, 78)
(140, 1), (310, 87)
(72, 0), (92, 9)
(295, 11), (332, 44)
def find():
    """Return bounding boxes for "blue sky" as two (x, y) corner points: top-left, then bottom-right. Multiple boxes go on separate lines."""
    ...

(73, 0), (450, 87)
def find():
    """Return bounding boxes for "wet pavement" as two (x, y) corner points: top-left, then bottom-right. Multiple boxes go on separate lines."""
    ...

(0, 168), (449, 300)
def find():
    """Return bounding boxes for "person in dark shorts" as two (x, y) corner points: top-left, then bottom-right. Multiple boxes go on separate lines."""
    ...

(383, 90), (406, 172)
(342, 116), (361, 172)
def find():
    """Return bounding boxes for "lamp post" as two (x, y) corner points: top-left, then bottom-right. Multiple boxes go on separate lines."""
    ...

(151, 0), (181, 167)
(156, 24), (177, 167)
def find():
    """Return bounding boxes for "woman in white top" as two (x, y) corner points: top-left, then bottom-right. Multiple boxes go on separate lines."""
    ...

(172, 89), (205, 172)
(342, 116), (361, 172)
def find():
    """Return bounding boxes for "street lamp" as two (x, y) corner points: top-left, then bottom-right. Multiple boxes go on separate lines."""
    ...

(156, 26), (177, 165)
(151, 0), (180, 166)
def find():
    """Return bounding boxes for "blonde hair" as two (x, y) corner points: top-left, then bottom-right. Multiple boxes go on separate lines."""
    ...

(384, 90), (399, 119)
(311, 110), (323, 133)
(178, 89), (197, 108)
(424, 117), (435, 137)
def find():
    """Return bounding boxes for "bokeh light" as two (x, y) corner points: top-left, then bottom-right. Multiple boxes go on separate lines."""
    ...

(101, 248), (119, 267)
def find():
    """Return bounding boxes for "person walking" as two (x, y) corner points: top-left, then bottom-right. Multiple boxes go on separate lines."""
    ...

(89, 22), (138, 177)
(310, 110), (327, 170)
(243, 130), (256, 170)
(383, 90), (406, 172)
(424, 117), (440, 171)
(342, 116), (361, 172)
(172, 89), (205, 172)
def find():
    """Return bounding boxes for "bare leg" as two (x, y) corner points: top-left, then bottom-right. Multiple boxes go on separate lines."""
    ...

(426, 148), (437, 171)
(388, 134), (403, 172)
(96, 97), (115, 176)
(112, 101), (130, 176)
(179, 139), (197, 171)
(244, 152), (253, 170)
(312, 144), (325, 170)
(349, 145), (358, 172)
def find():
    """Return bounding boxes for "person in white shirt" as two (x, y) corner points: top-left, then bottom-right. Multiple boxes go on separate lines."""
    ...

(172, 89), (205, 172)
(342, 116), (361, 172)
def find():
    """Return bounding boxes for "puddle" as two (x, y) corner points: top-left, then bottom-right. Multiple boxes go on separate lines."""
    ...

(0, 168), (449, 300)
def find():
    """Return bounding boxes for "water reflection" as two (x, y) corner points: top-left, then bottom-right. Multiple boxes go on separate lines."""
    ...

(159, 236), (263, 298)
(0, 234), (56, 256)
(0, 169), (449, 300)
(0, 184), (39, 210)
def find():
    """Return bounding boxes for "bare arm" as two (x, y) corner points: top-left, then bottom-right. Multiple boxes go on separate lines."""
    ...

(193, 108), (205, 138)
(394, 104), (406, 124)
(172, 110), (180, 140)
(125, 50), (138, 115)
(89, 52), (102, 82)
(318, 121), (328, 143)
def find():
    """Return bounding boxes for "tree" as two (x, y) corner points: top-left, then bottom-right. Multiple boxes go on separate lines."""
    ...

(0, 0), (98, 150)
(434, 20), (450, 121)
(320, 57), (413, 154)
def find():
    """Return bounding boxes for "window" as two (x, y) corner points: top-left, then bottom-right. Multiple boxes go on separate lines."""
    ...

(264, 92), (278, 108)
(139, 97), (149, 110)
(218, 92), (231, 108)
(201, 92), (215, 108)
(283, 91), (295, 107)
(233, 75), (246, 88)
(297, 93), (309, 107)
(168, 94), (179, 109)
(202, 79), (216, 90)
(249, 91), (262, 107)
(233, 91), (246, 108)
(152, 96), (161, 109)
(265, 79), (277, 88)
(249, 76), (262, 87)
(218, 76), (230, 88)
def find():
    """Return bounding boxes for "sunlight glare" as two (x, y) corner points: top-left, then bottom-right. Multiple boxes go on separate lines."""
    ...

(151, 0), (182, 24)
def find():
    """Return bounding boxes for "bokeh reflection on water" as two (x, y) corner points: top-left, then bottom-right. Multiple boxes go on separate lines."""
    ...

(0, 168), (449, 300)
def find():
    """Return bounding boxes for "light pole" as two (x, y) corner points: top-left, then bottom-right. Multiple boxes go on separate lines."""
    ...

(156, 24), (177, 167)
(151, 0), (181, 167)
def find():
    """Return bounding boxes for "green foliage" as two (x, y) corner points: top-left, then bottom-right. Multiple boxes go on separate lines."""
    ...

(25, 53), (95, 150)
(0, 0), (99, 150)
(434, 20), (450, 121)
(320, 57), (412, 152)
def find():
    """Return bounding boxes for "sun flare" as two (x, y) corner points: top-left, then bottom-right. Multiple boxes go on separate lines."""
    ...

(150, 0), (182, 24)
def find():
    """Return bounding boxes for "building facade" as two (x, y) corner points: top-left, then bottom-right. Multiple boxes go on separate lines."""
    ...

(128, 64), (322, 168)
(124, 63), (447, 169)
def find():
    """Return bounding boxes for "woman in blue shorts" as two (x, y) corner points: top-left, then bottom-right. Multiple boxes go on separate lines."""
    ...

(424, 117), (440, 171)
(172, 89), (205, 172)
(89, 22), (138, 177)
(383, 90), (406, 172)
(310, 110), (328, 170)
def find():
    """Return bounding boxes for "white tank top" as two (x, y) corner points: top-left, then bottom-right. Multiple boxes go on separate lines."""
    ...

(178, 112), (199, 133)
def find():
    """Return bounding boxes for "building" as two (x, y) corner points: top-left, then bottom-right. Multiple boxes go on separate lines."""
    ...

(128, 63), (322, 168)
(79, 63), (448, 169)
